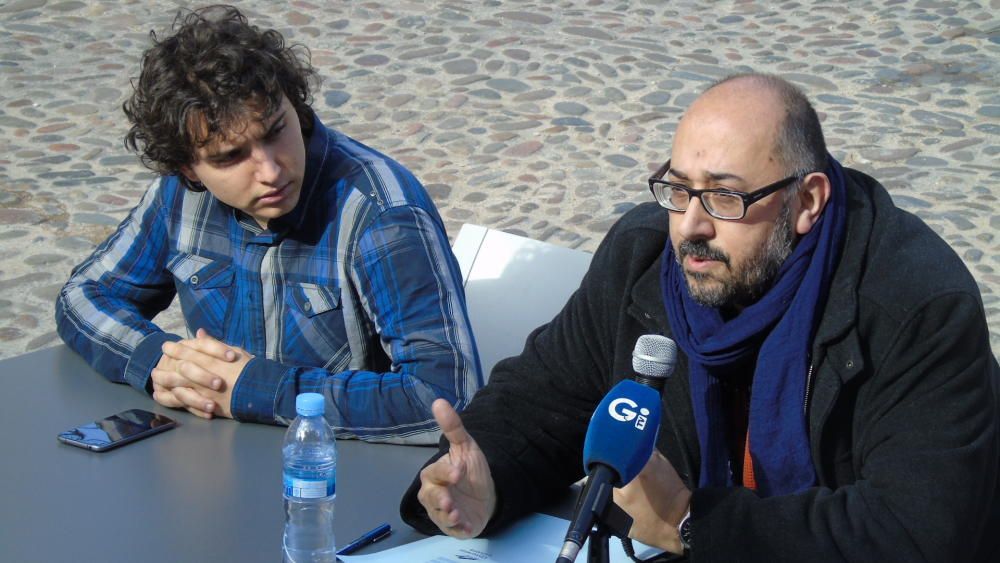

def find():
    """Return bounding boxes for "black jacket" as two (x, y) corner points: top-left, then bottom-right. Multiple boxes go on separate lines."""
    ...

(402, 169), (1000, 562)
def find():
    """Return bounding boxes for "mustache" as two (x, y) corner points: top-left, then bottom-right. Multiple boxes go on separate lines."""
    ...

(676, 239), (731, 268)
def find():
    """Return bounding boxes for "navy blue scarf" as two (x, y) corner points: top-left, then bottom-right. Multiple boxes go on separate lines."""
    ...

(661, 155), (847, 496)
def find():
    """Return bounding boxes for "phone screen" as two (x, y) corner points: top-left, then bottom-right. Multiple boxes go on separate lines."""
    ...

(58, 409), (177, 452)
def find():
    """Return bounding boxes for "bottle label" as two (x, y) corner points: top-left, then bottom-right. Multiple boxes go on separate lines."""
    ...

(284, 474), (336, 499)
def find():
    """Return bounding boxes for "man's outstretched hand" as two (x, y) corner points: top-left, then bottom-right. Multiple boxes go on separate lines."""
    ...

(417, 399), (497, 538)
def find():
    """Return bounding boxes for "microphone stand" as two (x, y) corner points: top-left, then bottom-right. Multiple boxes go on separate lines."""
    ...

(583, 478), (633, 563)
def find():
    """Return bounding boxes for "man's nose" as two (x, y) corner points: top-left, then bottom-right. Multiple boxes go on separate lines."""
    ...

(675, 197), (716, 241)
(253, 145), (282, 184)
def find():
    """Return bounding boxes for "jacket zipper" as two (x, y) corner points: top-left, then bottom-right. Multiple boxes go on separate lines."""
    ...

(803, 363), (814, 414)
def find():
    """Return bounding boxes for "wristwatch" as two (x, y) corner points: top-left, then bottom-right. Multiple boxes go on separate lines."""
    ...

(678, 509), (692, 551)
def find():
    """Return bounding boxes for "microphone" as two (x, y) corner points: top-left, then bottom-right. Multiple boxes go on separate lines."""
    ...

(556, 335), (678, 563)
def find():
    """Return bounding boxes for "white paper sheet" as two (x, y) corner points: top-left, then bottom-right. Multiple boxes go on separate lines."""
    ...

(339, 512), (664, 562)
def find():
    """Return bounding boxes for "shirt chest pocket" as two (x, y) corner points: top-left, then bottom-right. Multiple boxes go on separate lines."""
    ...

(168, 254), (234, 288)
(284, 283), (348, 367)
(286, 283), (341, 317)
(167, 254), (235, 330)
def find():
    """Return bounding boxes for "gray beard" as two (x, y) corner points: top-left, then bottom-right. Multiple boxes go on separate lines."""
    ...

(679, 204), (796, 309)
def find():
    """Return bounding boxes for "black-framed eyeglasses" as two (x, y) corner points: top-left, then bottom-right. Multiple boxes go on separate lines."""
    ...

(647, 159), (806, 221)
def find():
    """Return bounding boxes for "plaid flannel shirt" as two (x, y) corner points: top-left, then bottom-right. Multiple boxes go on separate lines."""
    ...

(56, 115), (482, 443)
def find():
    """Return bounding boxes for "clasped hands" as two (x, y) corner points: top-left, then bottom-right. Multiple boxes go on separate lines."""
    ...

(151, 328), (253, 419)
(417, 398), (691, 554)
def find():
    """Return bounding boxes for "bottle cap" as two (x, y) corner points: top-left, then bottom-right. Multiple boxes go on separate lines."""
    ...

(296, 393), (325, 416)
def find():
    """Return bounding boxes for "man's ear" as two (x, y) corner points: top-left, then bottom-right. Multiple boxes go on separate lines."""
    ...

(794, 172), (831, 236)
(180, 165), (200, 184)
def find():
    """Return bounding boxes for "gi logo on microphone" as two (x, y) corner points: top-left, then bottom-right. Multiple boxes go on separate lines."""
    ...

(608, 398), (650, 430)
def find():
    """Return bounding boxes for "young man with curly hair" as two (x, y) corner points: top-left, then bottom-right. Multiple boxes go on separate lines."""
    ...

(55, 5), (481, 444)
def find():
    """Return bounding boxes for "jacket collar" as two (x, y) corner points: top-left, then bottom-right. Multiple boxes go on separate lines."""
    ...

(630, 249), (670, 333)
(812, 169), (871, 351)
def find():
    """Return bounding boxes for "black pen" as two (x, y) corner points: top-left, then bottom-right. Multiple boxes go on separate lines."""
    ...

(336, 522), (392, 556)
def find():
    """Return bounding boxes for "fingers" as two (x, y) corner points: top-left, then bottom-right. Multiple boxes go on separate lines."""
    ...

(152, 362), (219, 392)
(152, 382), (214, 419)
(420, 454), (464, 486)
(160, 343), (224, 390)
(417, 465), (454, 509)
(152, 362), (217, 410)
(169, 385), (217, 418)
(180, 359), (224, 391)
(156, 355), (179, 373)
(151, 382), (184, 409)
(184, 329), (239, 362)
(433, 399), (473, 449)
(440, 515), (475, 538)
(151, 366), (188, 391)
(419, 457), (466, 533)
(418, 473), (473, 536)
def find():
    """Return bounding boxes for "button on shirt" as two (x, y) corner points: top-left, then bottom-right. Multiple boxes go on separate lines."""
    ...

(56, 116), (482, 444)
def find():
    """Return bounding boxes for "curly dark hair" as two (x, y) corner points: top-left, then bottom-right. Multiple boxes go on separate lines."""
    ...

(123, 5), (319, 190)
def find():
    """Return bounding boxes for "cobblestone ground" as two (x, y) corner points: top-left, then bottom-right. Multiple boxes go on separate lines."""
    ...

(1, 0), (998, 358)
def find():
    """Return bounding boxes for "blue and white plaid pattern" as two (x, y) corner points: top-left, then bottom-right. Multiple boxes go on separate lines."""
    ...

(56, 116), (482, 444)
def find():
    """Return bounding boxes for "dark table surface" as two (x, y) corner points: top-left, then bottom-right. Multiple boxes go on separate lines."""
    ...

(0, 345), (443, 562)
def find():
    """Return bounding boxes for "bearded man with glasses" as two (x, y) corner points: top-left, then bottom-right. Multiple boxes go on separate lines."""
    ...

(401, 73), (1000, 562)
(647, 160), (806, 309)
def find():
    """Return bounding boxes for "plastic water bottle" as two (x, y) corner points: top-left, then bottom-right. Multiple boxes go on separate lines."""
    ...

(282, 393), (337, 562)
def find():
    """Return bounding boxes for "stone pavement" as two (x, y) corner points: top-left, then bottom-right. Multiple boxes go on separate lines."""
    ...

(0, 0), (997, 359)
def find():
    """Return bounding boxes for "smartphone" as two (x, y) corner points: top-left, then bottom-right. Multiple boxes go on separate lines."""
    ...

(57, 409), (177, 452)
